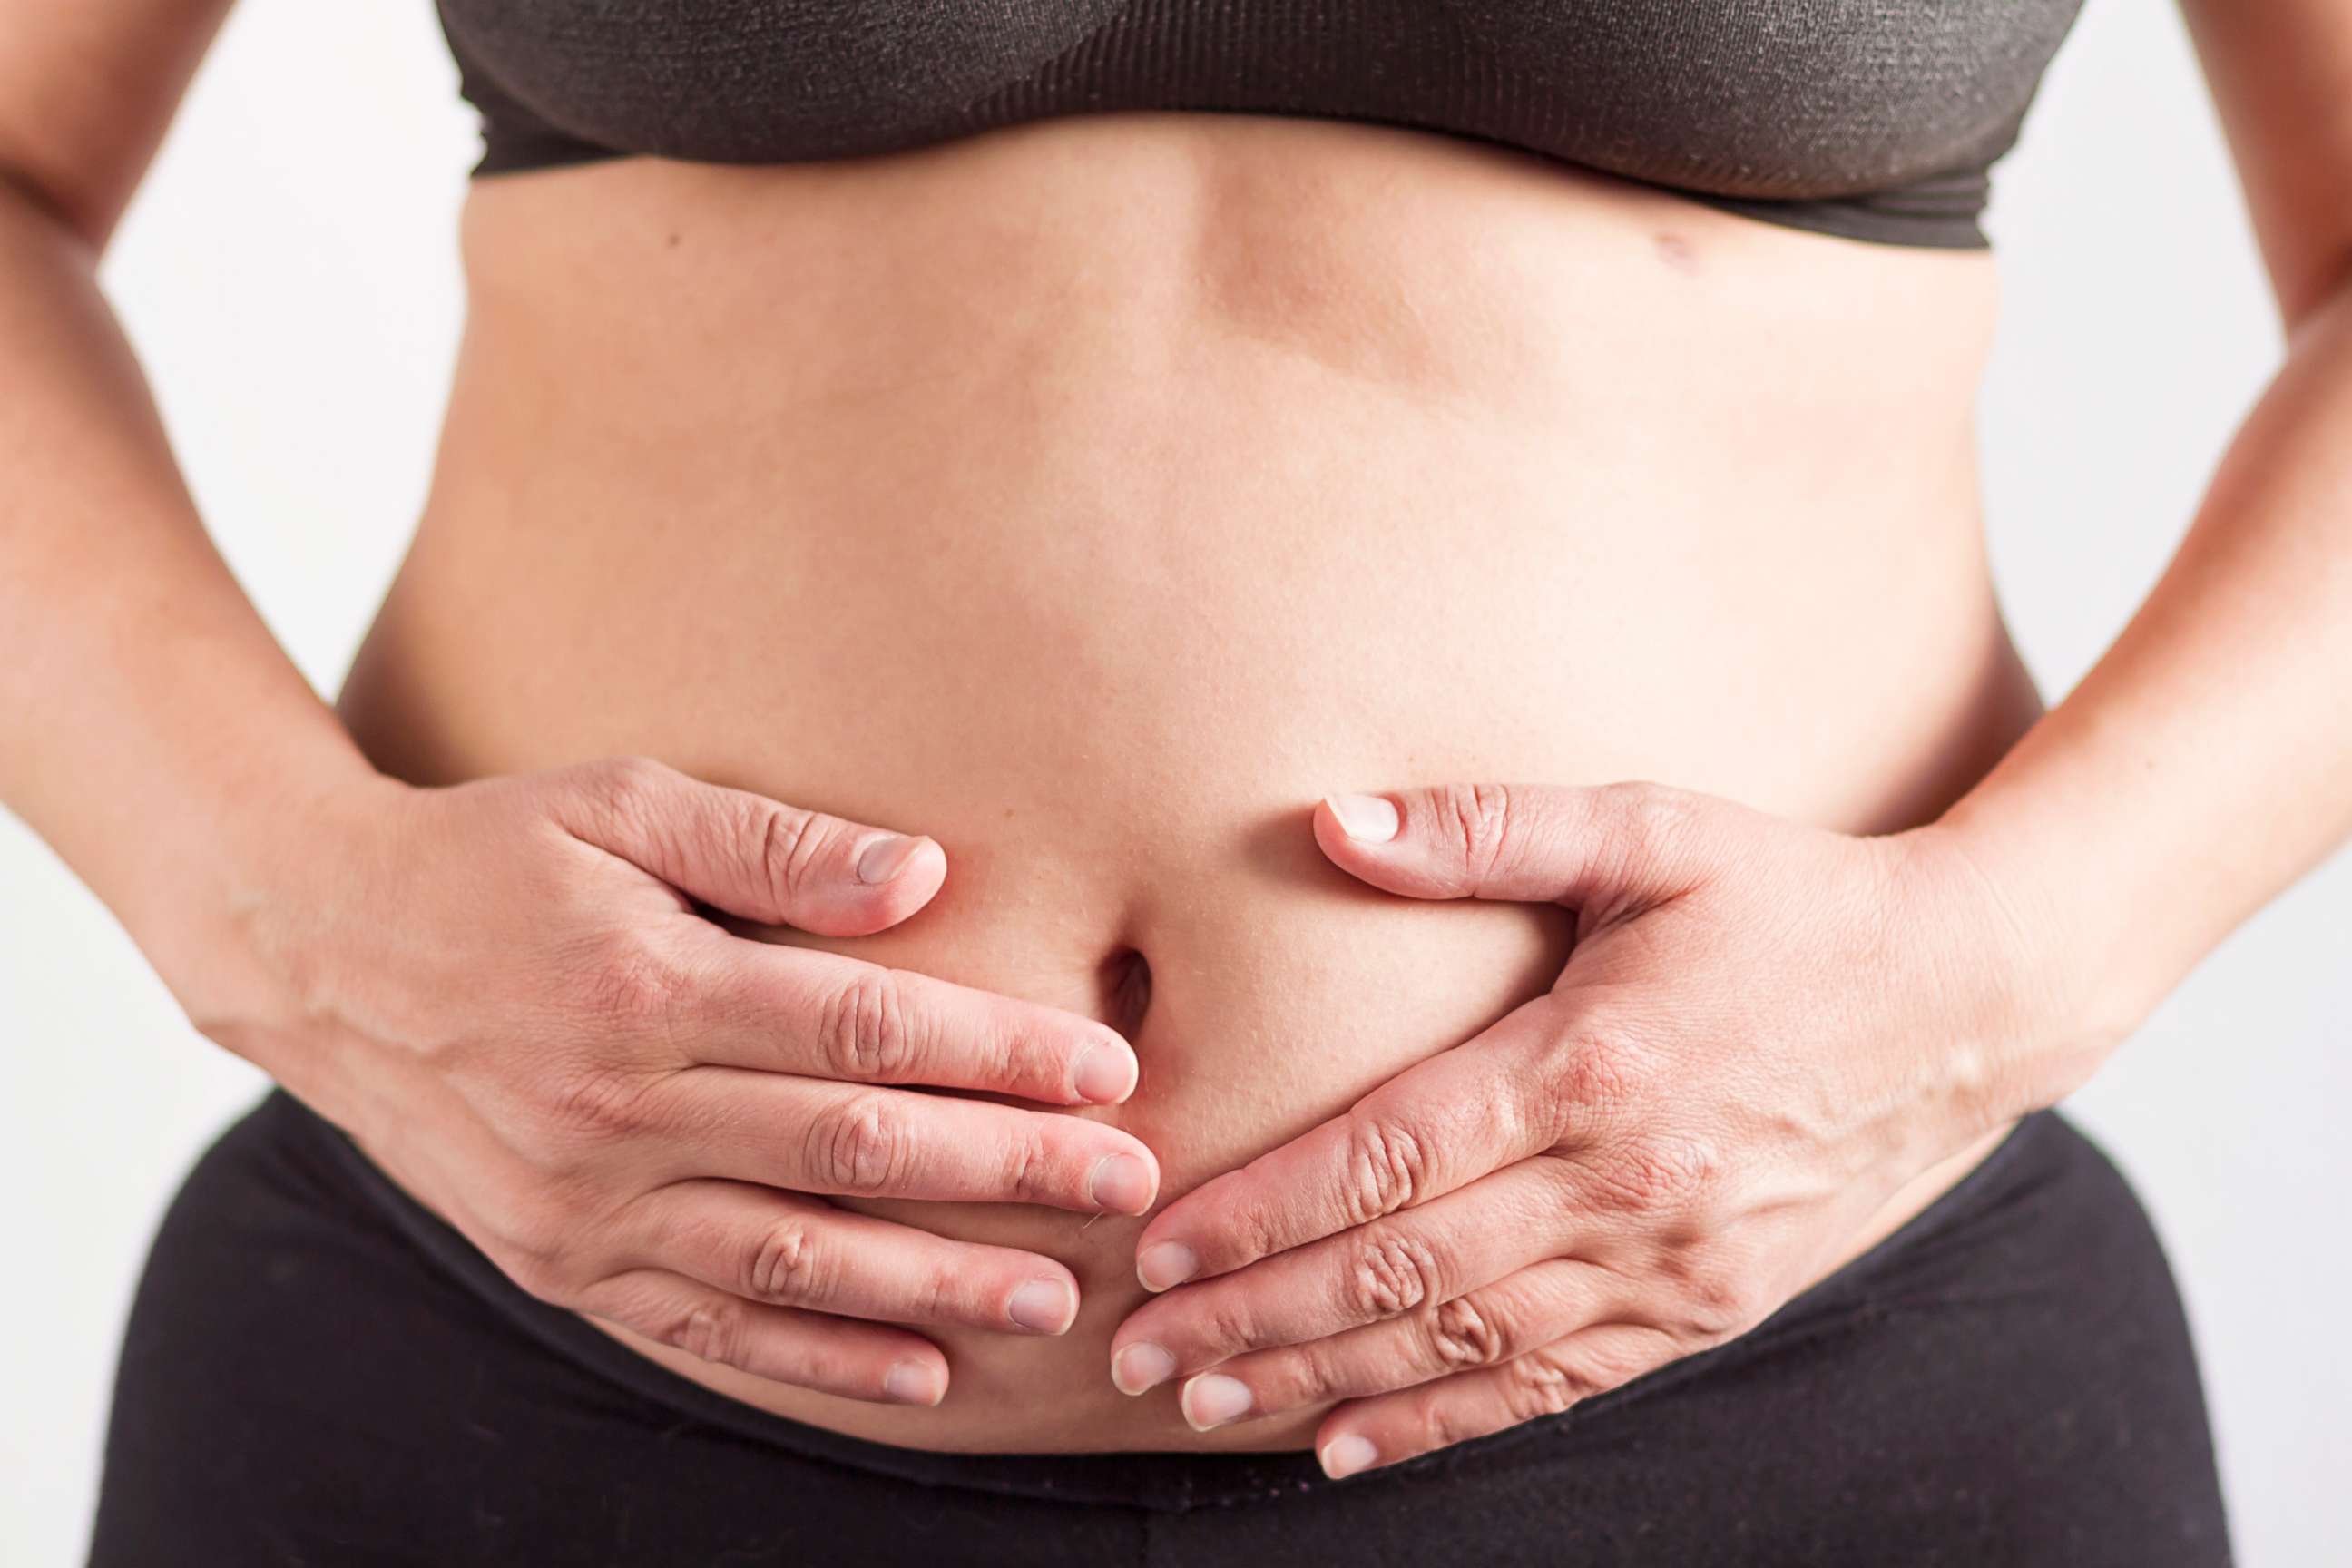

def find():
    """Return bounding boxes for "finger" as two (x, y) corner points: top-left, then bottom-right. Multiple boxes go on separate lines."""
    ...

(1131, 1004), (1559, 1290)
(687, 940), (1140, 1106)
(550, 755), (946, 937)
(1312, 1322), (1682, 1479)
(1111, 1161), (1573, 1389)
(1313, 779), (1718, 915)
(576, 1267), (951, 1406)
(631, 1181), (1082, 1335)
(671, 1066), (1161, 1214)
(1166, 1259), (1617, 1429)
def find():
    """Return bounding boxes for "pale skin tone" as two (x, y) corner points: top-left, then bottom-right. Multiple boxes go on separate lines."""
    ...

(4, 0), (2348, 1493)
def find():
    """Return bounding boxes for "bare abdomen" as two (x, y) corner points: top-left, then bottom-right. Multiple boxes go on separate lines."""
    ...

(333, 114), (2038, 1452)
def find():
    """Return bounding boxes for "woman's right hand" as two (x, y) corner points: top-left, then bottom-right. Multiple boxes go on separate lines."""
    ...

(187, 754), (1158, 1408)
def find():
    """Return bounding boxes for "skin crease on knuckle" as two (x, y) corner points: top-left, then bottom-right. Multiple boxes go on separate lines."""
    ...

(1430, 1293), (1511, 1370)
(753, 799), (826, 906)
(1341, 1114), (1431, 1230)
(745, 1217), (824, 1306)
(1439, 781), (1515, 883)
(1347, 1230), (1445, 1320)
(669, 1296), (747, 1369)
(822, 968), (918, 1083)
(326, 112), (2045, 1451)
(811, 1091), (909, 1197)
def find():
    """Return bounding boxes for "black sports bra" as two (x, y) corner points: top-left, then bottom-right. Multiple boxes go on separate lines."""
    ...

(431, 1), (2089, 249)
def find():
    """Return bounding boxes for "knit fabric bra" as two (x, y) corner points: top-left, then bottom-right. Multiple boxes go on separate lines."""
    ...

(431, 1), (2090, 249)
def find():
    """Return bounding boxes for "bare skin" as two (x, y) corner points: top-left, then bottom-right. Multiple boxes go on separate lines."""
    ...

(320, 120), (2027, 1451)
(6, 0), (2350, 1479)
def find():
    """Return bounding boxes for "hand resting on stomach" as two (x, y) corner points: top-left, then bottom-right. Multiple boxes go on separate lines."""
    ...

(328, 113), (2041, 1452)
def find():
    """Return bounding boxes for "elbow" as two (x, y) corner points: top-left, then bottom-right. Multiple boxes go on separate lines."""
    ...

(0, 156), (120, 256)
(2276, 228), (2352, 349)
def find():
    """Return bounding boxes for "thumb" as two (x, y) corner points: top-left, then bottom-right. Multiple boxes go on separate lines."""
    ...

(1311, 779), (1710, 913)
(548, 756), (946, 936)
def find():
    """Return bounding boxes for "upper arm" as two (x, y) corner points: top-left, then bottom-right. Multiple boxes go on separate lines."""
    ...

(0, 0), (237, 250)
(2176, 0), (2352, 331)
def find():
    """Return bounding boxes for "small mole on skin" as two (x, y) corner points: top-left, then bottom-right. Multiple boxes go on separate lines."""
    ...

(664, 230), (681, 250)
(1653, 230), (1697, 271)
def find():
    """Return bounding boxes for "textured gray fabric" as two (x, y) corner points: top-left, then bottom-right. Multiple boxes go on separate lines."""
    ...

(432, 1), (2089, 248)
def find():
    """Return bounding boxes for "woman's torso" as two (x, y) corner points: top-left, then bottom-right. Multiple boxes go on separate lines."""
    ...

(334, 110), (2040, 1453)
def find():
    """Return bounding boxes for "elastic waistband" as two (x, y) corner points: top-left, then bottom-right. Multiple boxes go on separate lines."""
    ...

(269, 1088), (2055, 1513)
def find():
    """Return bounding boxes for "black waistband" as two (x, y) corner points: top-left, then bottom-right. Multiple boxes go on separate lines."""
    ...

(267, 1087), (2050, 1513)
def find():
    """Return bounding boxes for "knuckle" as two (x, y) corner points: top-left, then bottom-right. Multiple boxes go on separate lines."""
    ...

(1678, 1256), (1770, 1338)
(910, 1263), (958, 1326)
(1228, 1202), (1287, 1269)
(1199, 1291), (1261, 1355)
(999, 1125), (1054, 1204)
(665, 1297), (750, 1368)
(1436, 781), (1515, 879)
(545, 1058), (659, 1142)
(819, 970), (920, 1082)
(1502, 1349), (1591, 1423)
(808, 1091), (906, 1194)
(750, 801), (824, 905)
(1602, 1132), (1725, 1217)
(572, 933), (689, 1040)
(1426, 1294), (1510, 1369)
(1535, 1024), (1665, 1148)
(997, 1018), (1066, 1094)
(1280, 1341), (1340, 1405)
(1550, 1023), (1652, 1114)
(744, 1219), (825, 1305)
(1340, 1114), (1429, 1226)
(1345, 1230), (1443, 1320)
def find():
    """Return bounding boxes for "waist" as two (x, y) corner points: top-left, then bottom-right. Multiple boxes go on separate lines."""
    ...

(329, 116), (2040, 1451)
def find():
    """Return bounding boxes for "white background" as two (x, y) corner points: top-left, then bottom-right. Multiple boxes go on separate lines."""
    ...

(4, 1), (2345, 1562)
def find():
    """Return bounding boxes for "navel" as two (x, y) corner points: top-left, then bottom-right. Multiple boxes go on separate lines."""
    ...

(1097, 945), (1153, 1040)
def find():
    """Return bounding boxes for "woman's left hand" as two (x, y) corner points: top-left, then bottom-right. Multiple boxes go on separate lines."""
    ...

(1107, 779), (2069, 1479)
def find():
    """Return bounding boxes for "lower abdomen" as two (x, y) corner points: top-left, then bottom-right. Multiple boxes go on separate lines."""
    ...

(331, 118), (2039, 1451)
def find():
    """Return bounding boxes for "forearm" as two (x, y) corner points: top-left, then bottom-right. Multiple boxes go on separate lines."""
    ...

(0, 181), (383, 1010)
(1936, 279), (2352, 1104)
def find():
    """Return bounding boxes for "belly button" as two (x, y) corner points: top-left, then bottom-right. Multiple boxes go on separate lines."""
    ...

(1098, 946), (1153, 1040)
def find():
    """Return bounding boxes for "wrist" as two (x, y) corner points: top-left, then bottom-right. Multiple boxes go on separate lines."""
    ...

(1893, 810), (2147, 1123)
(148, 746), (416, 1070)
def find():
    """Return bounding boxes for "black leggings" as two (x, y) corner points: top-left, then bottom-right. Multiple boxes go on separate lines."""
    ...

(89, 1090), (2231, 1567)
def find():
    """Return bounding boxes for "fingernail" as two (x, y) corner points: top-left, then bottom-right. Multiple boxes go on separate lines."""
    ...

(882, 1360), (944, 1406)
(1320, 1433), (1378, 1479)
(1007, 1279), (1077, 1335)
(1326, 793), (1399, 843)
(1073, 1040), (1137, 1103)
(855, 833), (926, 885)
(1089, 1154), (1153, 1214)
(1181, 1373), (1254, 1430)
(1112, 1341), (1176, 1395)
(1136, 1240), (1197, 1292)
